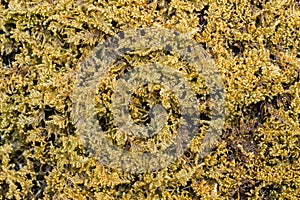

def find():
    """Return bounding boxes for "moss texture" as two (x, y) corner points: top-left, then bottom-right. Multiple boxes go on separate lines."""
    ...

(0, 0), (299, 199)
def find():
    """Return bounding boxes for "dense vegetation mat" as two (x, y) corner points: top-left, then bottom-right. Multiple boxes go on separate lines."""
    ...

(0, 0), (299, 199)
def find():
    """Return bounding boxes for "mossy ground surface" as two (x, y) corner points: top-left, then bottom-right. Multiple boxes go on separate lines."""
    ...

(0, 0), (299, 199)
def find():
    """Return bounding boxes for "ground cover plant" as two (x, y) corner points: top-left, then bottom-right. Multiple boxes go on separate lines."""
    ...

(0, 0), (299, 199)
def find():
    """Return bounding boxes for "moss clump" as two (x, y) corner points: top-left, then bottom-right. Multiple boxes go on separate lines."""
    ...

(0, 0), (299, 199)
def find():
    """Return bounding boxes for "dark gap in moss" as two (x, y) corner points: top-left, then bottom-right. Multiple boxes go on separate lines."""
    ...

(255, 14), (262, 27)
(281, 70), (299, 91)
(75, 46), (86, 60)
(97, 115), (112, 132)
(8, 148), (27, 171)
(165, 0), (171, 4)
(29, 158), (53, 199)
(270, 96), (280, 110)
(225, 149), (235, 162)
(179, 180), (197, 194)
(167, 118), (173, 125)
(254, 67), (262, 77)
(248, 99), (271, 126)
(74, 146), (90, 157)
(39, 119), (46, 128)
(197, 5), (209, 32)
(0, 0), (9, 9)
(12, 109), (21, 118)
(144, 115), (151, 126)
(223, 100), (268, 162)
(31, 179), (46, 199)
(234, 179), (261, 199)
(154, 188), (164, 198)
(92, 0), (105, 7)
(62, 42), (70, 50)
(289, 181), (298, 190)
(33, 160), (41, 173)
(183, 150), (197, 165)
(288, 45), (294, 51)
(15, 182), (22, 191)
(44, 130), (59, 147)
(251, 0), (264, 9)
(282, 82), (291, 90)
(36, 174), (44, 181)
(281, 93), (292, 111)
(114, 182), (135, 198)
(156, 0), (173, 22)
(1, 48), (21, 69)
(123, 140), (131, 151)
(102, 34), (112, 43)
(156, 0), (171, 11)
(146, 0), (156, 4)
(66, 121), (77, 136)
(200, 42), (207, 50)
(229, 42), (244, 56)
(54, 63), (63, 71)
(41, 163), (53, 175)
(199, 113), (211, 121)
(266, 158), (281, 167)
(260, 183), (282, 199)
(81, 22), (89, 30)
(45, 133), (55, 143)
(0, 127), (13, 145)
(226, 138), (249, 163)
(196, 94), (207, 101)
(274, 23), (280, 32)
(0, 181), (9, 198)
(33, 79), (38, 86)
(4, 22), (16, 31)
(23, 84), (30, 95)
(190, 76), (197, 82)
(34, 13), (45, 21)
(34, 141), (41, 147)
(44, 105), (57, 120)
(78, 183), (89, 193)
(60, 31), (70, 41)
(263, 142), (273, 158)
(244, 136), (257, 155)
(26, 173), (32, 180)
(269, 53), (275, 61)
(111, 20), (118, 28)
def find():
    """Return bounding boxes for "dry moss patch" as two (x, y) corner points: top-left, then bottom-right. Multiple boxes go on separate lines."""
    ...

(0, 0), (299, 199)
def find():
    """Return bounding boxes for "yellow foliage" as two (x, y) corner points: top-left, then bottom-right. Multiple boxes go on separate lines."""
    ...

(0, 0), (299, 199)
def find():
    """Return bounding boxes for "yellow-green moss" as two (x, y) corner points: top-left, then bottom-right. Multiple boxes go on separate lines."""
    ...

(0, 0), (299, 199)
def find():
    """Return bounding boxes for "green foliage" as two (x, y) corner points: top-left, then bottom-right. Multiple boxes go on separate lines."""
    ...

(0, 0), (299, 199)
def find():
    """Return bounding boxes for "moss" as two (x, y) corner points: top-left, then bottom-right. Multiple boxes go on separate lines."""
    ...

(0, 0), (299, 199)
